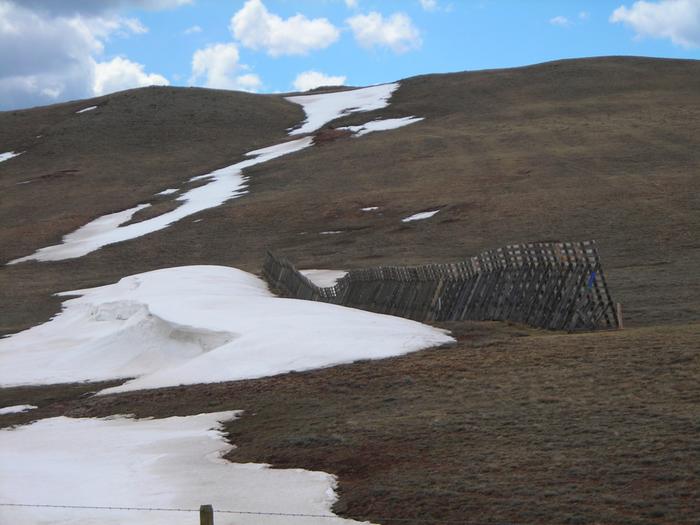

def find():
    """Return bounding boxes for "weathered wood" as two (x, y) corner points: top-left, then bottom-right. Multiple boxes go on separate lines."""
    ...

(263, 241), (619, 331)
(200, 504), (214, 525)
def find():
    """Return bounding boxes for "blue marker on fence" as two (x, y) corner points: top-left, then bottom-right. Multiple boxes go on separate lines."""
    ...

(587, 271), (597, 288)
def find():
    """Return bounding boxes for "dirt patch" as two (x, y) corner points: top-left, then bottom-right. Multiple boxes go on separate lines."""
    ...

(313, 128), (353, 146)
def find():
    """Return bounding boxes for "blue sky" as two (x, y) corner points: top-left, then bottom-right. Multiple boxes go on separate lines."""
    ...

(1, 0), (700, 109)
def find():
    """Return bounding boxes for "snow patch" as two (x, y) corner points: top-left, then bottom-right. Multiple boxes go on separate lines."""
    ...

(156, 188), (178, 196)
(340, 116), (424, 137)
(402, 210), (440, 222)
(300, 269), (348, 288)
(76, 105), (98, 113)
(0, 405), (37, 415)
(0, 266), (453, 393)
(0, 151), (23, 163)
(0, 412), (366, 525)
(286, 83), (399, 135)
(320, 230), (343, 235)
(8, 137), (313, 264)
(361, 206), (379, 211)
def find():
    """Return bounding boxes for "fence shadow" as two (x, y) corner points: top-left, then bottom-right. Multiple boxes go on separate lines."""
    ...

(262, 241), (620, 331)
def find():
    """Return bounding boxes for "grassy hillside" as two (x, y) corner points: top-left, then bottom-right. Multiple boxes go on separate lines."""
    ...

(2, 57), (698, 335)
(1, 56), (699, 524)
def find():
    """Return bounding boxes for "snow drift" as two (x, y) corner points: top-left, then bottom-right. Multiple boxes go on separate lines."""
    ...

(0, 411), (366, 525)
(0, 266), (453, 394)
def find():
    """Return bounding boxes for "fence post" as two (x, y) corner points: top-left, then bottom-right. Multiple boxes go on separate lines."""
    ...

(200, 504), (214, 525)
(616, 302), (624, 329)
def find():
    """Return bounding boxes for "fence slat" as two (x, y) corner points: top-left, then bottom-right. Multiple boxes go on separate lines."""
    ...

(262, 241), (619, 331)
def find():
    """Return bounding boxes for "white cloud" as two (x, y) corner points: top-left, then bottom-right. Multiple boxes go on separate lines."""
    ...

(419, 0), (438, 11)
(0, 1), (169, 109)
(230, 0), (340, 56)
(610, 0), (700, 47)
(347, 11), (422, 53)
(190, 43), (262, 92)
(293, 70), (347, 92)
(579, 10), (590, 20)
(183, 24), (201, 34)
(344, 0), (358, 7)
(93, 56), (168, 96)
(549, 15), (570, 27)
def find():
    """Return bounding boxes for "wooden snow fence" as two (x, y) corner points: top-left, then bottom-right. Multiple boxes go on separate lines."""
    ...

(262, 241), (620, 331)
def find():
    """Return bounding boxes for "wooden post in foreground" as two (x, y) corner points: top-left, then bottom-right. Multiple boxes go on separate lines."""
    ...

(616, 302), (624, 329)
(200, 504), (214, 525)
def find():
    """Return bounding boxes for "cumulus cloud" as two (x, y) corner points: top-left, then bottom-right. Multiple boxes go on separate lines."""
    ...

(549, 15), (571, 27)
(610, 0), (700, 47)
(292, 70), (347, 92)
(347, 11), (422, 53)
(94, 56), (168, 95)
(190, 43), (262, 92)
(0, 1), (171, 109)
(230, 0), (340, 56)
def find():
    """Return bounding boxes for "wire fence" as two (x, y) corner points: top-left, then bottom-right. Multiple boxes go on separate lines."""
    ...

(0, 501), (515, 524)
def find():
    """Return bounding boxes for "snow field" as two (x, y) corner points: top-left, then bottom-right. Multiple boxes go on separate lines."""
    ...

(286, 83), (399, 135)
(0, 412), (367, 525)
(8, 137), (313, 263)
(0, 404), (37, 415)
(9, 81), (424, 264)
(340, 116), (424, 137)
(299, 269), (348, 288)
(0, 265), (454, 394)
(0, 151), (23, 163)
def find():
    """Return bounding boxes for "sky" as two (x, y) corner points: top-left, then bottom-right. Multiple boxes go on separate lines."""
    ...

(1, 0), (700, 110)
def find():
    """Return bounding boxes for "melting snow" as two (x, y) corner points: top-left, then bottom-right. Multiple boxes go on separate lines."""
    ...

(8, 138), (313, 264)
(402, 210), (440, 222)
(0, 404), (37, 415)
(0, 151), (23, 163)
(0, 266), (453, 394)
(286, 83), (399, 135)
(156, 188), (178, 196)
(0, 412), (366, 525)
(320, 230), (343, 235)
(361, 206), (379, 211)
(300, 269), (348, 288)
(340, 116), (424, 137)
(76, 106), (97, 113)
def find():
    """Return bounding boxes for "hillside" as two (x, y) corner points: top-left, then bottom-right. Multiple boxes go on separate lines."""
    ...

(1, 57), (699, 337)
(1, 56), (699, 524)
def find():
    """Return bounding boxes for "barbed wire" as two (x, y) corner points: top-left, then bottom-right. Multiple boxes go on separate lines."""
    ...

(0, 502), (512, 523)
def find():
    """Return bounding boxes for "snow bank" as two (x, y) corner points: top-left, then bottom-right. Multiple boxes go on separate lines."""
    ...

(0, 412), (365, 525)
(300, 269), (348, 288)
(0, 404), (37, 415)
(76, 105), (97, 113)
(0, 151), (23, 163)
(8, 137), (313, 264)
(286, 83), (399, 135)
(402, 210), (440, 222)
(0, 266), (453, 393)
(340, 116), (423, 137)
